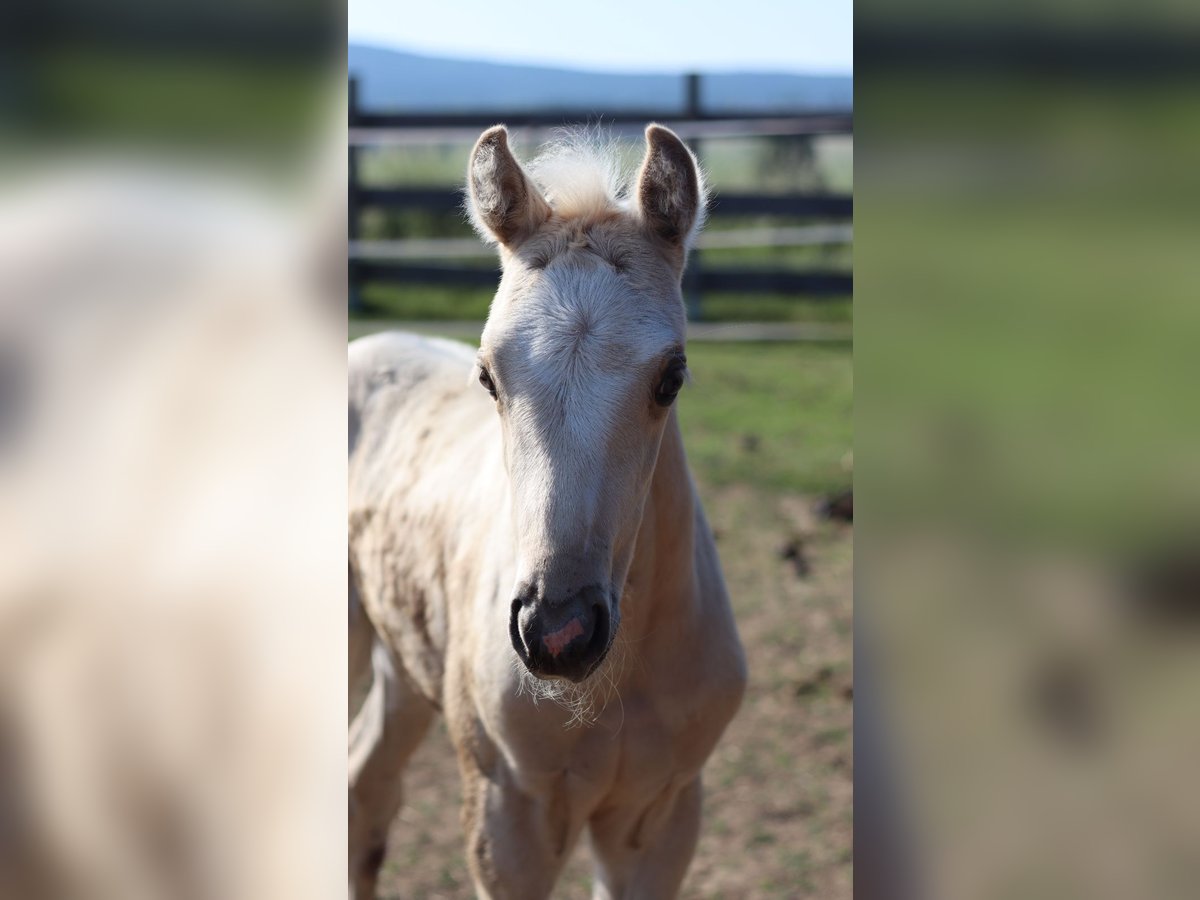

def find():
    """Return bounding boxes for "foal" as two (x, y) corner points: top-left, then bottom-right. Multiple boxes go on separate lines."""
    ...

(348, 124), (746, 899)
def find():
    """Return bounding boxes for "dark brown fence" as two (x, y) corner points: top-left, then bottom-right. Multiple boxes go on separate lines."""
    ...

(348, 76), (853, 317)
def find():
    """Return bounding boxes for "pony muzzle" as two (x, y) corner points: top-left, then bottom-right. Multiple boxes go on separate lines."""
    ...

(509, 586), (613, 683)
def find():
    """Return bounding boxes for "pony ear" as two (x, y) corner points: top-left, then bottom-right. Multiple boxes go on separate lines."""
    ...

(635, 124), (706, 259)
(467, 126), (551, 248)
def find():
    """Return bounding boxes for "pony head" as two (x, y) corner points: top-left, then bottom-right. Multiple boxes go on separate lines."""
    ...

(467, 124), (705, 683)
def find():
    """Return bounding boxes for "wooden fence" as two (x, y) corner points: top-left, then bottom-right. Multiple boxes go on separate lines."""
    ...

(348, 76), (853, 317)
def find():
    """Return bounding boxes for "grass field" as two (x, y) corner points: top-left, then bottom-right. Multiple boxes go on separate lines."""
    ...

(355, 325), (854, 898)
(680, 343), (853, 495)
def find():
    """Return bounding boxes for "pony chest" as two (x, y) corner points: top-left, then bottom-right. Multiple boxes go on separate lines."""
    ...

(499, 688), (716, 801)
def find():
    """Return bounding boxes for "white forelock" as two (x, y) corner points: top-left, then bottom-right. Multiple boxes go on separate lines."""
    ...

(525, 128), (630, 220)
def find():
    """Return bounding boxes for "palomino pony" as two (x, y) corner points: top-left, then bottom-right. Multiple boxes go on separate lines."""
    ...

(348, 124), (746, 899)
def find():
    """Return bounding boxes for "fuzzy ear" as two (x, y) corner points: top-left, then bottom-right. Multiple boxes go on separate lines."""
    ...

(467, 126), (551, 248)
(635, 124), (706, 257)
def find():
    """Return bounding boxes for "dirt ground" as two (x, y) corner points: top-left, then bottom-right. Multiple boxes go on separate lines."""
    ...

(374, 481), (853, 899)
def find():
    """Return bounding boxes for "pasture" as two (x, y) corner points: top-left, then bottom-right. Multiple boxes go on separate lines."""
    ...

(350, 327), (854, 898)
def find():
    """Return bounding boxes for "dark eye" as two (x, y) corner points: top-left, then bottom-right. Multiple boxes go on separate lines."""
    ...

(478, 366), (497, 399)
(654, 359), (687, 407)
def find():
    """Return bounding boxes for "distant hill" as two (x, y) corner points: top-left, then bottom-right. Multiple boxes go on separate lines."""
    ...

(348, 44), (853, 115)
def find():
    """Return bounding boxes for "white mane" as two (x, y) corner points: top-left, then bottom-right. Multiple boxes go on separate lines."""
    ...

(525, 129), (629, 220)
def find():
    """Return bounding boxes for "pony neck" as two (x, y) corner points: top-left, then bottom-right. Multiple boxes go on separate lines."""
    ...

(624, 410), (698, 634)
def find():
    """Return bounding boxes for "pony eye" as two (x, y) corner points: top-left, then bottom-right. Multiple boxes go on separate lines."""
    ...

(478, 367), (497, 399)
(654, 360), (687, 407)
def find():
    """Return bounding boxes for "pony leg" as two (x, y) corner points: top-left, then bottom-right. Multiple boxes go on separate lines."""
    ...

(348, 640), (436, 900)
(458, 760), (576, 900)
(587, 777), (703, 900)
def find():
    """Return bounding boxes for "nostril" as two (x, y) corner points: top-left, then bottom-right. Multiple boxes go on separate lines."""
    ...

(509, 599), (531, 661)
(587, 602), (610, 656)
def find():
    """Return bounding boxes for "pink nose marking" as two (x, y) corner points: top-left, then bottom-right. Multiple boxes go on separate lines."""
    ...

(542, 618), (585, 658)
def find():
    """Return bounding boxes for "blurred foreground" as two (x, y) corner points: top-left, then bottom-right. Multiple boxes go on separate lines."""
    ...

(0, 11), (346, 899)
(857, 5), (1200, 899)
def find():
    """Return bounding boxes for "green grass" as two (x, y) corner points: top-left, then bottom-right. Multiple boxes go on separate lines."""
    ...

(697, 294), (852, 324)
(356, 284), (495, 320)
(679, 342), (853, 495)
(701, 242), (852, 270)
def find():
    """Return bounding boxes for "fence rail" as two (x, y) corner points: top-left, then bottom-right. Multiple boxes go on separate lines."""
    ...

(350, 225), (854, 261)
(353, 187), (853, 219)
(350, 260), (852, 297)
(350, 110), (854, 133)
(348, 75), (853, 316)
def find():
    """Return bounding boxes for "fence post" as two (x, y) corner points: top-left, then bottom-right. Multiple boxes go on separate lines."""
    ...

(682, 72), (704, 322)
(348, 77), (363, 314)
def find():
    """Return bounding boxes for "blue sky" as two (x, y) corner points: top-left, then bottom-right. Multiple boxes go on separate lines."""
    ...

(348, 0), (853, 74)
